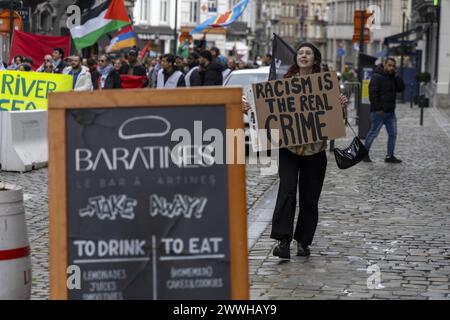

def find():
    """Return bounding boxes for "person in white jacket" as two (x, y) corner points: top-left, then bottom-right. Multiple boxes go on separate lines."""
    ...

(69, 55), (93, 92)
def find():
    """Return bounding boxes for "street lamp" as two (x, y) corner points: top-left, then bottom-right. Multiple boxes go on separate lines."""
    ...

(400, 0), (407, 102)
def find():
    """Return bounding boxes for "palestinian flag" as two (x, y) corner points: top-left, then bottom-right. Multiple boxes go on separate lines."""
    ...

(70, 0), (130, 50)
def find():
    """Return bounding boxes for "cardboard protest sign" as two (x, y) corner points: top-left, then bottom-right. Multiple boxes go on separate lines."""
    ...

(0, 71), (72, 111)
(247, 71), (346, 151)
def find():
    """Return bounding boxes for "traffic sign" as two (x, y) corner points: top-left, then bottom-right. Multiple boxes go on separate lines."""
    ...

(353, 10), (372, 43)
(16, 7), (29, 22)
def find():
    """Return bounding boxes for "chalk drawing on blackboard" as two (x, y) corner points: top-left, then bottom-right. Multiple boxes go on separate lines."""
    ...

(149, 194), (208, 219)
(118, 115), (171, 140)
(78, 195), (138, 220)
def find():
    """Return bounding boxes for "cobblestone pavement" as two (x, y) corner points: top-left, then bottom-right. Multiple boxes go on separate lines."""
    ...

(1, 103), (449, 300)
(0, 156), (278, 300)
(249, 104), (450, 300)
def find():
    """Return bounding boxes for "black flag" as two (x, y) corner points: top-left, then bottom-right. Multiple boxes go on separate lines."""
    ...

(269, 33), (296, 81)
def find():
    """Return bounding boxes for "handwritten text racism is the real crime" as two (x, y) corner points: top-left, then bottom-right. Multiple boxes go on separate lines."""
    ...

(253, 72), (342, 147)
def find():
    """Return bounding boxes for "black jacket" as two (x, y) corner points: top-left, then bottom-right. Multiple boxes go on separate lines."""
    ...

(199, 61), (223, 86)
(119, 63), (147, 76)
(369, 65), (405, 113)
(92, 69), (122, 90)
(189, 68), (202, 87)
(53, 60), (66, 74)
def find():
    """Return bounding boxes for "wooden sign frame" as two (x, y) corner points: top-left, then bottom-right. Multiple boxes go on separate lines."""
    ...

(48, 87), (248, 300)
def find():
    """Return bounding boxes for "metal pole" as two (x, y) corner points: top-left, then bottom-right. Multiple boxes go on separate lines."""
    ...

(173, 0), (178, 54)
(357, 1), (365, 135)
(358, 2), (365, 81)
(356, 82), (361, 126)
(420, 106), (424, 126)
(300, 4), (304, 42)
(400, 10), (405, 103)
(410, 83), (414, 108)
(9, 0), (13, 46)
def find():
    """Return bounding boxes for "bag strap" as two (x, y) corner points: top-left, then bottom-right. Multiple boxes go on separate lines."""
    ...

(345, 118), (358, 138)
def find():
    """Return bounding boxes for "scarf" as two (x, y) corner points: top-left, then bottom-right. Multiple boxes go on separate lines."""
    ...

(97, 64), (114, 89)
(97, 63), (113, 77)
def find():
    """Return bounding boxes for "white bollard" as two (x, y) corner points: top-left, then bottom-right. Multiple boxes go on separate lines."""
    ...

(0, 183), (32, 300)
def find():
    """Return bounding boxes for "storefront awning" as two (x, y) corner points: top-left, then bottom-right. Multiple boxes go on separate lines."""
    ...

(383, 26), (423, 46)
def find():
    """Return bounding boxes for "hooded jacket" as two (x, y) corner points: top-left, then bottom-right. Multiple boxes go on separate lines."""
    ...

(70, 66), (93, 92)
(369, 64), (405, 113)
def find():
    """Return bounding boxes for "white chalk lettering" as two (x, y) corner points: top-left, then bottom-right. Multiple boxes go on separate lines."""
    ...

(149, 194), (207, 219)
(79, 195), (137, 220)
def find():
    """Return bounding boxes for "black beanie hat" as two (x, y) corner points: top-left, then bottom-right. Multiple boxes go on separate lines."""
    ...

(296, 42), (322, 64)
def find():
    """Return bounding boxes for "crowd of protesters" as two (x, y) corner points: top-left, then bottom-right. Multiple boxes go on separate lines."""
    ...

(0, 45), (273, 92)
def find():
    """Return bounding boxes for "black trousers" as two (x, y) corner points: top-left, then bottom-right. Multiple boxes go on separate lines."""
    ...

(270, 148), (327, 246)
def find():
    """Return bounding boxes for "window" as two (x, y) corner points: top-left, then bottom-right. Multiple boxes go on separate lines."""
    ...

(160, 0), (168, 23)
(190, 0), (199, 23)
(140, 0), (149, 22)
(382, 0), (391, 24)
(329, 3), (334, 23)
(349, 0), (355, 24)
(337, 1), (345, 23)
(208, 0), (217, 13)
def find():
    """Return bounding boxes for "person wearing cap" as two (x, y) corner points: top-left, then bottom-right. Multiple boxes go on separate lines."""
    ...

(120, 49), (147, 77)
(266, 42), (348, 259)
(156, 53), (185, 89)
(198, 50), (223, 86)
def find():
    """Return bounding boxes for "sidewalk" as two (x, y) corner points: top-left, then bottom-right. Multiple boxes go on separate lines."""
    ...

(248, 103), (450, 300)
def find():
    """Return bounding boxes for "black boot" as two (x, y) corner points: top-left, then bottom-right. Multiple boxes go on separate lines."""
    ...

(273, 239), (291, 259)
(296, 242), (311, 256)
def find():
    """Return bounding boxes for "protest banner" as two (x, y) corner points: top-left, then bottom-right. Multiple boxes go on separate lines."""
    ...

(9, 30), (71, 71)
(0, 71), (72, 111)
(247, 71), (346, 151)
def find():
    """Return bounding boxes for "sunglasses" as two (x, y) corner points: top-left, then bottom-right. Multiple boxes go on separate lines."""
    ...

(98, 59), (106, 62)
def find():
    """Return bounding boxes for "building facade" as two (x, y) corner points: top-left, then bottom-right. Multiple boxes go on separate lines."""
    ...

(326, 0), (406, 71)
(410, 0), (449, 108)
(254, 0), (328, 60)
(0, 0), (136, 60)
(133, 0), (256, 60)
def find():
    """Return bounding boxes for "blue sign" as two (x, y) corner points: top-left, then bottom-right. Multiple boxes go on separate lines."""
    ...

(337, 47), (345, 57)
(17, 7), (30, 22)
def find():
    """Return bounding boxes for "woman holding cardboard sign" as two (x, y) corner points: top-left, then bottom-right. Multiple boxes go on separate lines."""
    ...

(244, 42), (348, 259)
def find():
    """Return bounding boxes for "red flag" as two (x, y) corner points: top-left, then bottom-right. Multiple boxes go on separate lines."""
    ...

(139, 42), (150, 59)
(120, 75), (147, 89)
(105, 0), (130, 22)
(9, 30), (71, 71)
